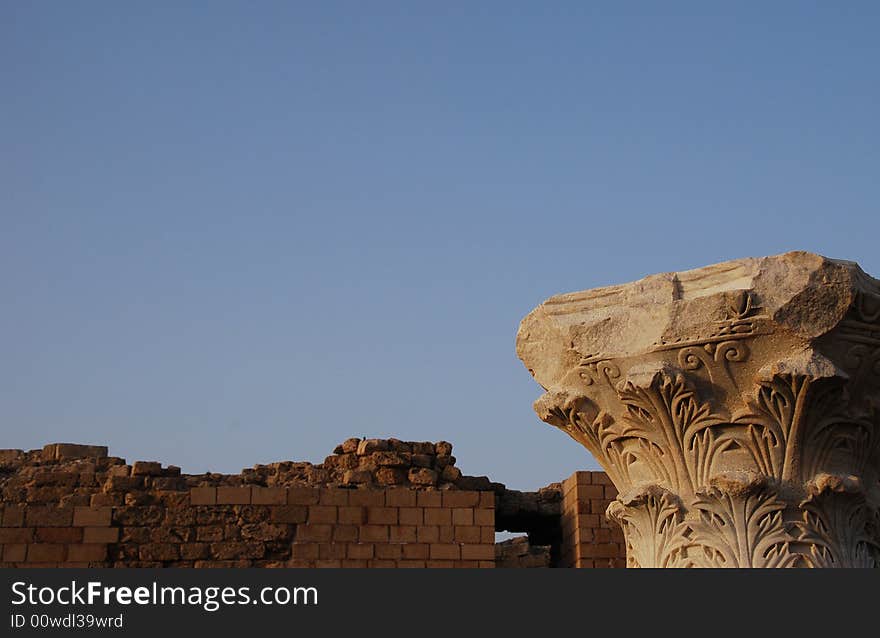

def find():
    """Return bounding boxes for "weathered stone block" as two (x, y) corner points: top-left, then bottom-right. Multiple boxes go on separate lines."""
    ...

(408, 468), (438, 486)
(216, 487), (251, 505)
(356, 439), (389, 456)
(73, 507), (112, 527)
(42, 444), (108, 462)
(131, 462), (162, 476)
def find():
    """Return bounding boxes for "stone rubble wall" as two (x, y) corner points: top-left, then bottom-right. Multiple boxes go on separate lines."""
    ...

(0, 442), (495, 568)
(494, 536), (552, 568)
(0, 442), (625, 568)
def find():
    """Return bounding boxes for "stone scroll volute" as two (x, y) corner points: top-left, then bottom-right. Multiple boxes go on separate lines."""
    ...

(517, 252), (880, 567)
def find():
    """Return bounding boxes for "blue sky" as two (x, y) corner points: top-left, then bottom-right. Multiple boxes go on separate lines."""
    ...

(2, 3), (878, 489)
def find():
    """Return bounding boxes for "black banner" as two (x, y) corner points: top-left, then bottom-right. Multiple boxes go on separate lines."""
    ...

(0, 568), (874, 635)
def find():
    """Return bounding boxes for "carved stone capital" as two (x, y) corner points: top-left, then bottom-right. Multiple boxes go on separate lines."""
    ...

(518, 252), (880, 567)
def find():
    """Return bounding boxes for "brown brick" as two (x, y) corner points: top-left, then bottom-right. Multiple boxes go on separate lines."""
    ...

(478, 560), (494, 568)
(474, 508), (493, 526)
(73, 507), (112, 527)
(442, 492), (480, 508)
(385, 489), (417, 507)
(348, 490), (385, 507)
(424, 508), (451, 526)
(27, 544), (66, 562)
(594, 472), (614, 485)
(67, 544), (107, 562)
(26, 506), (73, 527)
(252, 487), (287, 505)
(574, 527), (594, 544)
(332, 525), (359, 542)
(341, 559), (368, 568)
(389, 526), (417, 542)
(368, 559), (396, 568)
(189, 487), (216, 505)
(429, 544), (460, 560)
(576, 484), (604, 499)
(479, 491), (495, 508)
(461, 544), (494, 560)
(403, 543), (429, 560)
(291, 543), (319, 559)
(296, 524), (332, 542)
(35, 527), (82, 543)
(399, 507), (423, 526)
(180, 543), (209, 560)
(375, 544), (402, 560)
(308, 506), (338, 524)
(347, 543), (374, 559)
(287, 487), (320, 505)
(594, 528), (612, 543)
(337, 506), (365, 525)
(104, 475), (143, 492)
(318, 490), (349, 506)
(216, 486), (251, 505)
(480, 526), (495, 544)
(426, 560), (455, 568)
(359, 525), (388, 542)
(2, 544), (26, 562)
(318, 543), (346, 560)
(456, 560), (479, 568)
(580, 543), (622, 559)
(575, 471), (593, 485)
(604, 485), (618, 499)
(416, 526), (439, 543)
(90, 493), (119, 507)
(454, 526), (481, 543)
(594, 543), (626, 558)
(271, 505), (308, 524)
(315, 560), (342, 568)
(0, 528), (34, 543)
(578, 514), (601, 528)
(367, 507), (397, 525)
(416, 491), (442, 508)
(452, 508), (473, 526)
(438, 525), (455, 543)
(2, 504), (25, 527)
(397, 560), (426, 568)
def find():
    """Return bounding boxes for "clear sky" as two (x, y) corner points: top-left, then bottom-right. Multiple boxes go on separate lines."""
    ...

(2, 3), (878, 490)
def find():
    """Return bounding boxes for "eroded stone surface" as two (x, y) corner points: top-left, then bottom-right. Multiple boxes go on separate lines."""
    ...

(517, 251), (880, 567)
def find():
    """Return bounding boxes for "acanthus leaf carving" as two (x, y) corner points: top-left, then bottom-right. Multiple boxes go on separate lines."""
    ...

(685, 475), (800, 568)
(796, 474), (880, 568)
(613, 369), (727, 495)
(606, 485), (689, 569)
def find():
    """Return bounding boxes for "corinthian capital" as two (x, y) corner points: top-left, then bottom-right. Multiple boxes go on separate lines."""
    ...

(517, 251), (880, 567)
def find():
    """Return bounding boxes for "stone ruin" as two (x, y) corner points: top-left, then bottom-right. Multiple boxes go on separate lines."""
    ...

(0, 439), (623, 568)
(3, 251), (878, 568)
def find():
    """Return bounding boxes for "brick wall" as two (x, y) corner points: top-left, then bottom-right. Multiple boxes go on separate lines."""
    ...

(0, 486), (495, 568)
(0, 443), (629, 568)
(559, 471), (626, 568)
